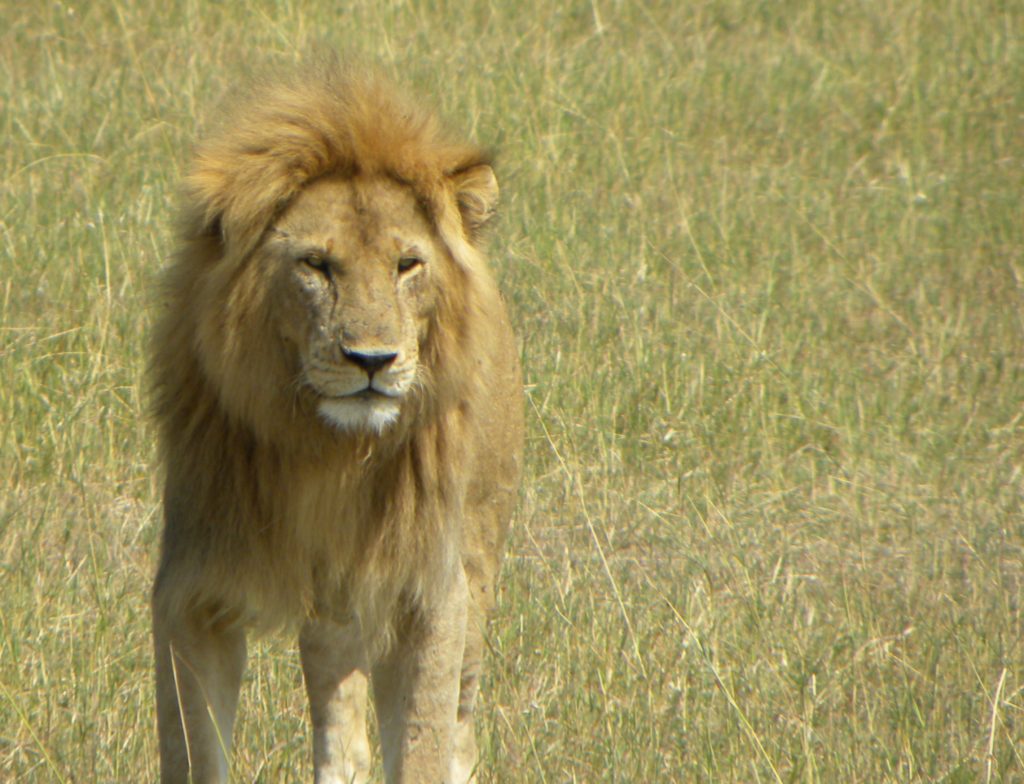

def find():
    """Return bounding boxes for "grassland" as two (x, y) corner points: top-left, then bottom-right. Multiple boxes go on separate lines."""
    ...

(2, 0), (1022, 781)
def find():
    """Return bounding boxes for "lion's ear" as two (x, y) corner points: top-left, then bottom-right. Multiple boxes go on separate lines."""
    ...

(203, 214), (225, 243)
(451, 164), (499, 237)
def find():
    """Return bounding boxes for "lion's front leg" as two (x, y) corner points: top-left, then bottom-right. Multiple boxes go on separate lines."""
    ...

(152, 590), (247, 784)
(450, 596), (487, 784)
(300, 618), (372, 784)
(372, 570), (469, 784)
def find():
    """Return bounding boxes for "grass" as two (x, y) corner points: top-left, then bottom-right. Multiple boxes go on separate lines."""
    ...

(2, 0), (1022, 781)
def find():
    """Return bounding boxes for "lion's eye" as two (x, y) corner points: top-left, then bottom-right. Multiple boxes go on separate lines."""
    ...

(398, 256), (423, 275)
(301, 255), (331, 276)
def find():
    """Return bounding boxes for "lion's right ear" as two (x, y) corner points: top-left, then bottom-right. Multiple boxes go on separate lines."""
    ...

(451, 164), (499, 239)
(202, 214), (224, 242)
(183, 163), (232, 242)
(183, 162), (292, 257)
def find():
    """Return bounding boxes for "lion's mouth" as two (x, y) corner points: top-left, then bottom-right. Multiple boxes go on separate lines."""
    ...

(315, 386), (403, 433)
(306, 374), (403, 400)
(323, 386), (400, 401)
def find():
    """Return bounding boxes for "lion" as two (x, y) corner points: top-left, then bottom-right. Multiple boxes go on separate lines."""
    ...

(149, 63), (524, 784)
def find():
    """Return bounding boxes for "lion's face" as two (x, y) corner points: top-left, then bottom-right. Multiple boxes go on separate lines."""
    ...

(262, 176), (448, 433)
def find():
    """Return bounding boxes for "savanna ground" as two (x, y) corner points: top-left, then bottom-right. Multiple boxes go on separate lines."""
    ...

(2, 1), (1022, 781)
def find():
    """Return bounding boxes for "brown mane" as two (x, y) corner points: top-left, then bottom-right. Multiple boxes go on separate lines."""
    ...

(149, 65), (506, 640)
(183, 64), (491, 256)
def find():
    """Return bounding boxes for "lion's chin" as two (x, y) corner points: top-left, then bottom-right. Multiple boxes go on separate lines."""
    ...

(317, 395), (401, 434)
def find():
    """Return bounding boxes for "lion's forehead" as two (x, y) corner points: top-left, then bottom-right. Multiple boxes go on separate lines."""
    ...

(279, 175), (433, 249)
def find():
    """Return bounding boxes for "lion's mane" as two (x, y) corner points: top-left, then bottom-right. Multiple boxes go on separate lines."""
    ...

(150, 64), (510, 642)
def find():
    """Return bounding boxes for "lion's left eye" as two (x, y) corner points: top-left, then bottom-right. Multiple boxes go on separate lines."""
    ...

(301, 255), (331, 277)
(398, 256), (423, 275)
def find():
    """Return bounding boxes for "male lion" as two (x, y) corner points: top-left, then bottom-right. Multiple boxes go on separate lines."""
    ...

(149, 64), (523, 784)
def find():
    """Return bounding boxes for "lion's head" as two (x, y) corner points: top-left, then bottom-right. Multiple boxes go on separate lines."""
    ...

(154, 66), (500, 446)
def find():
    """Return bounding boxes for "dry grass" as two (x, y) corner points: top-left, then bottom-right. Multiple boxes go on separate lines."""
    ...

(2, 0), (1022, 781)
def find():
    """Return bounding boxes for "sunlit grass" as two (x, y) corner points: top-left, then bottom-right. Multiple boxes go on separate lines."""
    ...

(2, 0), (1021, 781)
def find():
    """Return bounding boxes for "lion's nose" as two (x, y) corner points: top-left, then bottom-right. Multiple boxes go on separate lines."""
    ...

(343, 348), (398, 374)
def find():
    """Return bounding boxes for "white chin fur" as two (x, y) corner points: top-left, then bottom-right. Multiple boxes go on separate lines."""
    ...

(318, 397), (401, 434)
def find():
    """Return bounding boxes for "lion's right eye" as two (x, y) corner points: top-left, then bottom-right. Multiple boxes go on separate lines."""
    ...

(398, 256), (424, 275)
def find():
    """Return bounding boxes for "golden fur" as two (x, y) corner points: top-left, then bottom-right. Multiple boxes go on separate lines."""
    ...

(150, 63), (523, 784)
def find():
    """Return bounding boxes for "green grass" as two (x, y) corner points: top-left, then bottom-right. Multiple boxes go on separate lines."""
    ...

(2, 0), (1022, 781)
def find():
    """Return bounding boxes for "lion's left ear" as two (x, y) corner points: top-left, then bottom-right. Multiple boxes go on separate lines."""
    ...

(451, 164), (499, 237)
